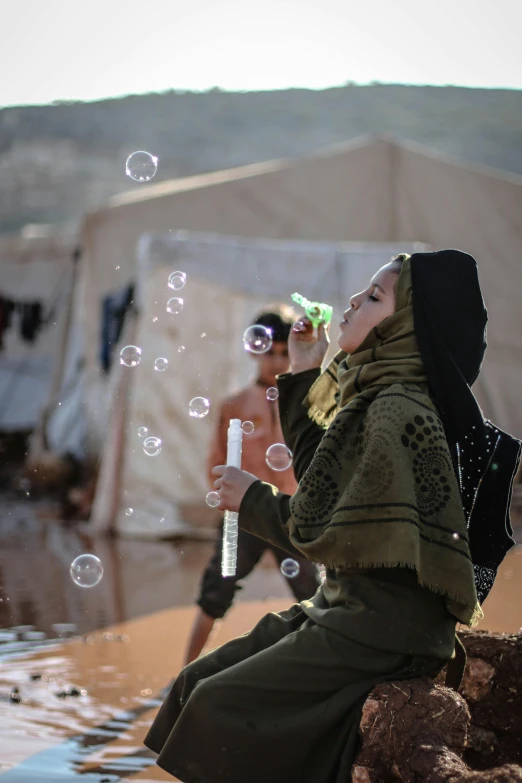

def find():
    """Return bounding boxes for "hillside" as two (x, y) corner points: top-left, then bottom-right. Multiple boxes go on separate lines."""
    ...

(0, 83), (521, 234)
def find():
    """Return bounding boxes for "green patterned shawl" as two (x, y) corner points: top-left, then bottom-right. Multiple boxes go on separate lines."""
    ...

(286, 259), (482, 627)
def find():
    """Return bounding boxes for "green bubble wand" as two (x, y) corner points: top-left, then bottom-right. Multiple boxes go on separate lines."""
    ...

(291, 293), (333, 328)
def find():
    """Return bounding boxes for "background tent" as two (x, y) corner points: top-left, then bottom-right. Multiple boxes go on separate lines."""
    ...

(90, 234), (428, 538)
(0, 229), (85, 460)
(78, 134), (522, 538)
(79, 134), (522, 452)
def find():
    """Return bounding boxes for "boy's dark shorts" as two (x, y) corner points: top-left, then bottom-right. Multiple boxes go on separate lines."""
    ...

(197, 520), (320, 620)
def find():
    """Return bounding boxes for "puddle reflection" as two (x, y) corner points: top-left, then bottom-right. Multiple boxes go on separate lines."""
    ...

(0, 498), (215, 650)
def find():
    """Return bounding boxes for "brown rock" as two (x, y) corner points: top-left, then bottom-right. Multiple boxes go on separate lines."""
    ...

(460, 658), (496, 702)
(352, 646), (522, 783)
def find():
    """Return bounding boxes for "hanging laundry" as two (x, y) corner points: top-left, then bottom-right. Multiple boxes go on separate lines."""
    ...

(100, 284), (135, 373)
(0, 297), (16, 351)
(19, 301), (43, 343)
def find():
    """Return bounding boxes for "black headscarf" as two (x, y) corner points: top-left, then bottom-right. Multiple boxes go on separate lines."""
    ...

(410, 249), (521, 604)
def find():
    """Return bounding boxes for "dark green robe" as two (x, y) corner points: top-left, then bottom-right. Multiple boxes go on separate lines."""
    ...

(144, 369), (456, 783)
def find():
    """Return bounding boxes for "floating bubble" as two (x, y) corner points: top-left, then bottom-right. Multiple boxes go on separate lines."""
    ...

(168, 271), (186, 291)
(178, 345), (186, 353)
(243, 325), (273, 354)
(292, 321), (306, 333)
(242, 421), (255, 435)
(125, 508), (133, 517)
(70, 555), (103, 588)
(120, 345), (142, 367)
(166, 297), (184, 315)
(143, 436), (162, 456)
(266, 443), (293, 471)
(205, 491), (221, 508)
(154, 357), (168, 372)
(201, 332), (207, 338)
(137, 427), (148, 437)
(280, 558), (300, 579)
(452, 532), (460, 540)
(189, 397), (210, 418)
(266, 387), (279, 401)
(125, 151), (158, 182)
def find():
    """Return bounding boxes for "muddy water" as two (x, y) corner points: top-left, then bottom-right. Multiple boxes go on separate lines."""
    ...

(0, 498), (292, 646)
(0, 497), (521, 781)
(0, 497), (310, 781)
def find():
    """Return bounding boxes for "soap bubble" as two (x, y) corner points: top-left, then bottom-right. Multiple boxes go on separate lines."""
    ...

(242, 421), (255, 435)
(70, 555), (103, 588)
(205, 491), (221, 508)
(266, 443), (293, 471)
(137, 427), (148, 437)
(243, 325), (273, 354)
(189, 397), (210, 418)
(143, 436), (162, 456)
(168, 271), (186, 291)
(125, 508), (133, 517)
(120, 345), (142, 367)
(166, 297), (184, 315)
(280, 558), (300, 579)
(292, 321), (306, 333)
(266, 387), (279, 401)
(154, 357), (168, 372)
(125, 151), (158, 182)
(178, 345), (186, 353)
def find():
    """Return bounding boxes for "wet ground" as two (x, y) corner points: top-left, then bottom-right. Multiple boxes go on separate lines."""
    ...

(1, 496), (521, 781)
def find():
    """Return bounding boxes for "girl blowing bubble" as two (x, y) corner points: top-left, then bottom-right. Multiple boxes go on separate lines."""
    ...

(145, 250), (521, 783)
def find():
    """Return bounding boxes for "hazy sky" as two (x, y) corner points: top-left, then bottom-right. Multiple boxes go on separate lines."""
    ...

(2, 0), (521, 107)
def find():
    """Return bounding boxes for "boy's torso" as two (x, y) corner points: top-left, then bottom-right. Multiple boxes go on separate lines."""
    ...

(225, 383), (297, 494)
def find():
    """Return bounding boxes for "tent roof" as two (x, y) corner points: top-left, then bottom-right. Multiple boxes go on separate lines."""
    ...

(94, 133), (522, 216)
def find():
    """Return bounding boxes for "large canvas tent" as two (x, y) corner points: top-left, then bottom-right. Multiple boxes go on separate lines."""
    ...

(78, 135), (522, 537)
(0, 230), (85, 460)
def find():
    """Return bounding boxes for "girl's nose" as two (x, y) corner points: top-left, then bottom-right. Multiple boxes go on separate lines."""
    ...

(347, 294), (360, 312)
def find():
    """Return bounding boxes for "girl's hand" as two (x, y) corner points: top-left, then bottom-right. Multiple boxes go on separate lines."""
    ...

(288, 318), (330, 374)
(211, 466), (259, 512)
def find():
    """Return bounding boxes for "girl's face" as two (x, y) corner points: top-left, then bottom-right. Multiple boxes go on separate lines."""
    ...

(337, 262), (400, 354)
